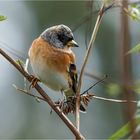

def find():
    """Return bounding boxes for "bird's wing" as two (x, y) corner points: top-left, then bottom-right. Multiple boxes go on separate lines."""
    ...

(68, 63), (78, 93)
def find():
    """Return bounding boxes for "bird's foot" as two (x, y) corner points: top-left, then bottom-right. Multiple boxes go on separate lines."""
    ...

(55, 99), (66, 112)
(54, 97), (77, 114)
(29, 75), (40, 89)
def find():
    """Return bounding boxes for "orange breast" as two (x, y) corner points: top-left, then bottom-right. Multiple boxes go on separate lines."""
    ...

(29, 37), (75, 75)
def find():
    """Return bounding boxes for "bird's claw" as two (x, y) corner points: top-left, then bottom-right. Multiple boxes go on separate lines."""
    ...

(29, 75), (40, 89)
(55, 99), (66, 112)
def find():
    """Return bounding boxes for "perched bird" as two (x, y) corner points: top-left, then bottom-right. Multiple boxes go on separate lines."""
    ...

(28, 24), (86, 112)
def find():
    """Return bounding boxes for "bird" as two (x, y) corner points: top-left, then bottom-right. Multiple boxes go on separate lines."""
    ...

(28, 24), (86, 113)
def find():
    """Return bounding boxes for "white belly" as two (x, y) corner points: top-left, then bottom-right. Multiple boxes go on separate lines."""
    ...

(30, 60), (69, 91)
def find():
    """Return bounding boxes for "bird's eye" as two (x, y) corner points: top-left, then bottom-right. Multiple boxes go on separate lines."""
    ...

(58, 34), (73, 45)
(57, 34), (65, 42)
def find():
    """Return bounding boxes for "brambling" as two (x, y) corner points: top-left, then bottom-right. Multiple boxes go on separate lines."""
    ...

(28, 24), (86, 112)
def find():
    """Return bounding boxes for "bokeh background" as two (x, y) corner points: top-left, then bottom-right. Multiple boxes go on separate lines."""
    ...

(0, 0), (140, 139)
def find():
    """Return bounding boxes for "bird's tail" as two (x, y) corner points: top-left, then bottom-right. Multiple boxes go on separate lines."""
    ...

(79, 102), (86, 113)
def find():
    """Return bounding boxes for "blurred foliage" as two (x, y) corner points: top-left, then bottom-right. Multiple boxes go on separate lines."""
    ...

(109, 102), (140, 139)
(128, 3), (140, 21)
(106, 83), (122, 97)
(109, 115), (140, 139)
(26, 1), (87, 30)
(127, 43), (140, 54)
(0, 15), (7, 21)
(104, 0), (114, 6)
(133, 81), (140, 94)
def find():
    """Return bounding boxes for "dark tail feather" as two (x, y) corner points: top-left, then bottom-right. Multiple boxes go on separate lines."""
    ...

(80, 102), (86, 113)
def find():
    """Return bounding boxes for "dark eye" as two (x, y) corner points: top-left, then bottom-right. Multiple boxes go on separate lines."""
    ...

(58, 34), (73, 45)
(57, 34), (66, 42)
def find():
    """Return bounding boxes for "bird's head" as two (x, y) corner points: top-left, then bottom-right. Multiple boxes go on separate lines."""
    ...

(41, 24), (79, 49)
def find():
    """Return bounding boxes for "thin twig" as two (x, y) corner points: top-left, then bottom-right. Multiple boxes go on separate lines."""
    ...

(76, 3), (105, 132)
(91, 93), (138, 104)
(0, 48), (85, 140)
(72, 9), (98, 32)
(0, 41), (26, 60)
(81, 75), (108, 95)
(80, 93), (138, 110)
(12, 84), (46, 102)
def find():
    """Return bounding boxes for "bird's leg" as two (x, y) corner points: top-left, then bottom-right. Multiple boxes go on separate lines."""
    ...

(57, 90), (66, 111)
(54, 99), (61, 106)
(61, 90), (67, 102)
(29, 75), (40, 89)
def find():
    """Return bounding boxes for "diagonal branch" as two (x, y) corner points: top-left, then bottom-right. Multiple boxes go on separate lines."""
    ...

(0, 48), (85, 140)
(75, 3), (105, 132)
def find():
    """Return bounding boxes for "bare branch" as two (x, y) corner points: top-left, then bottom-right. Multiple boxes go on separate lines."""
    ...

(80, 93), (138, 112)
(76, 3), (105, 132)
(0, 48), (85, 140)
(91, 93), (138, 104)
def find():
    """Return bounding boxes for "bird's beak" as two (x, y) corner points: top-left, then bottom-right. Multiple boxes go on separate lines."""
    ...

(67, 40), (79, 47)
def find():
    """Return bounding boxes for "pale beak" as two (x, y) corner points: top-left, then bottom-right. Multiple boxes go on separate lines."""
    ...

(67, 40), (79, 47)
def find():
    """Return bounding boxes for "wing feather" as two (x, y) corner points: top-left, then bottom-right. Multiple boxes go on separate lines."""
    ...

(68, 63), (78, 93)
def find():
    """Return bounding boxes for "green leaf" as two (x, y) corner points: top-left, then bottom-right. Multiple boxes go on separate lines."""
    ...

(127, 43), (140, 54)
(108, 116), (140, 140)
(0, 15), (7, 21)
(16, 59), (24, 66)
